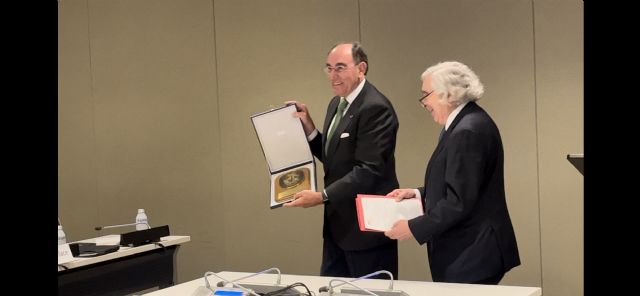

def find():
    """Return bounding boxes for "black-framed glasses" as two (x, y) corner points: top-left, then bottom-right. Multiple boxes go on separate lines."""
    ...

(418, 90), (434, 108)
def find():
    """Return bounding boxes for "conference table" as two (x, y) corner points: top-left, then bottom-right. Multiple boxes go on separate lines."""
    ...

(145, 270), (542, 296)
(58, 235), (190, 296)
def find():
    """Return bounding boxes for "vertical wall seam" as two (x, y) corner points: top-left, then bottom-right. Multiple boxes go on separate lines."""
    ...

(85, 0), (101, 224)
(531, 0), (544, 290)
(357, 0), (362, 42)
(211, 0), (225, 267)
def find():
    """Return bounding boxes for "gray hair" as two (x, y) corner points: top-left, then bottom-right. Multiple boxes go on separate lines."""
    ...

(420, 61), (484, 105)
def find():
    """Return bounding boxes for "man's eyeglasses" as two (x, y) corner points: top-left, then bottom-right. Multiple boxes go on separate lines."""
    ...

(323, 64), (357, 74)
(418, 90), (434, 109)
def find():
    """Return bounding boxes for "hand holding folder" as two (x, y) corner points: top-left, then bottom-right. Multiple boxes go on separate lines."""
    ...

(356, 194), (424, 232)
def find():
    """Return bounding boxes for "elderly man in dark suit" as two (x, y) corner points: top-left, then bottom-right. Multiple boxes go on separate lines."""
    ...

(285, 42), (400, 279)
(385, 61), (520, 284)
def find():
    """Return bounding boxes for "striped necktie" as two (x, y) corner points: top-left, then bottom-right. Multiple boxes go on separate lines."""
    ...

(326, 98), (348, 153)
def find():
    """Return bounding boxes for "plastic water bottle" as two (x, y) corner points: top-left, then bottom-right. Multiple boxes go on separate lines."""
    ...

(58, 225), (67, 245)
(135, 209), (149, 230)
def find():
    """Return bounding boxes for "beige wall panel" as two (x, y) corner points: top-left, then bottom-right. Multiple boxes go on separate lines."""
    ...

(535, 1), (584, 295)
(58, 0), (583, 291)
(214, 0), (359, 275)
(360, 0), (541, 285)
(58, 0), (100, 242)
(85, 0), (222, 282)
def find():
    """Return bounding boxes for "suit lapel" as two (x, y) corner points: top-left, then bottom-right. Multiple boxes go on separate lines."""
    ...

(326, 109), (355, 157)
(325, 82), (368, 159)
(323, 97), (340, 135)
(322, 97), (340, 159)
(424, 102), (479, 182)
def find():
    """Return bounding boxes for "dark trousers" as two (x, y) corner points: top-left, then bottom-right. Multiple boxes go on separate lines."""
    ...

(320, 238), (398, 279)
(470, 272), (505, 285)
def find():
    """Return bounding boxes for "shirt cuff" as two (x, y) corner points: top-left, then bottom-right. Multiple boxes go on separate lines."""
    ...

(322, 189), (329, 203)
(307, 129), (318, 142)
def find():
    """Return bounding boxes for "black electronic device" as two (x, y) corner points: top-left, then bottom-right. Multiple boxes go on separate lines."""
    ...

(120, 225), (170, 247)
(69, 242), (120, 257)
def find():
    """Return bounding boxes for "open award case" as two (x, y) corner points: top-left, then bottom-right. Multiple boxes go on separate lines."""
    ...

(251, 104), (317, 209)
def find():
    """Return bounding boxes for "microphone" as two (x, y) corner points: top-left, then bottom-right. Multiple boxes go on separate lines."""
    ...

(319, 270), (396, 295)
(213, 268), (297, 294)
(326, 279), (377, 296)
(216, 267), (282, 287)
(95, 222), (150, 231)
(202, 271), (261, 296)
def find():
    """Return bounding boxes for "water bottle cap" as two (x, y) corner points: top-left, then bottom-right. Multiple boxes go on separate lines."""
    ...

(58, 225), (63, 230)
(138, 209), (145, 213)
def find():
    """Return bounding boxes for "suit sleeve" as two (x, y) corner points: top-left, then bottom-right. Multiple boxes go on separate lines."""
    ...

(324, 102), (398, 201)
(408, 129), (489, 244)
(309, 131), (324, 162)
(418, 186), (426, 198)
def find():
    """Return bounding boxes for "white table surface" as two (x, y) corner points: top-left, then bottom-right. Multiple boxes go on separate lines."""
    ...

(144, 270), (542, 296)
(58, 235), (191, 271)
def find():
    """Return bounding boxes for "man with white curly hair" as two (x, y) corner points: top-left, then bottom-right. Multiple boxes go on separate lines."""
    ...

(384, 61), (520, 284)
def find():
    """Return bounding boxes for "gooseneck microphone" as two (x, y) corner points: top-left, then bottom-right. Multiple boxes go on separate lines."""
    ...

(202, 271), (261, 296)
(326, 279), (378, 296)
(215, 267), (282, 287)
(94, 222), (150, 231)
(318, 270), (394, 294)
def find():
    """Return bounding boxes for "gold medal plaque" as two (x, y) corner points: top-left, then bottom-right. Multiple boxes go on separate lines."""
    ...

(274, 168), (311, 202)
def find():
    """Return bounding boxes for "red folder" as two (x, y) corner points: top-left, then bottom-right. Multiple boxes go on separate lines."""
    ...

(356, 194), (379, 232)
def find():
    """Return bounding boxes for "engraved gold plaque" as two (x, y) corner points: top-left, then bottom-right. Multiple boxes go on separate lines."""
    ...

(274, 168), (311, 202)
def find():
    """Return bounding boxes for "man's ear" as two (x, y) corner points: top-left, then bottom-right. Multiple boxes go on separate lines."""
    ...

(358, 62), (368, 74)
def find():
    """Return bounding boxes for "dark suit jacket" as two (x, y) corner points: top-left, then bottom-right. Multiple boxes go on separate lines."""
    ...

(309, 80), (399, 251)
(408, 102), (520, 283)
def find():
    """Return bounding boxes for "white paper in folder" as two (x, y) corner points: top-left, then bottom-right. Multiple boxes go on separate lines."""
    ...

(251, 104), (317, 209)
(356, 194), (424, 232)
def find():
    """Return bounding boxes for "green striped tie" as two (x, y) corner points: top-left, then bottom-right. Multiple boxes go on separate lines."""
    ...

(326, 98), (348, 154)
